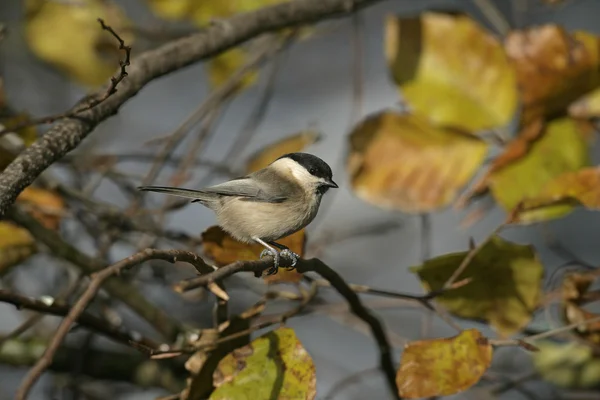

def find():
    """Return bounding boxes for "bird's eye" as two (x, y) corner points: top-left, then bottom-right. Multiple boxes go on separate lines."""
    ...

(309, 168), (317, 175)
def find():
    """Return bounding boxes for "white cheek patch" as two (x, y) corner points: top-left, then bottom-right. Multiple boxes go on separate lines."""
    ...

(272, 158), (319, 184)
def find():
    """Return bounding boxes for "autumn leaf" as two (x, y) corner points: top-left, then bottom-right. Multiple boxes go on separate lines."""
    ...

(209, 327), (316, 400)
(559, 272), (600, 345)
(533, 341), (600, 389)
(208, 48), (259, 90)
(0, 222), (36, 276)
(465, 117), (591, 223)
(24, 0), (133, 87)
(385, 12), (517, 132)
(411, 235), (543, 337)
(505, 25), (600, 125)
(568, 87), (600, 118)
(246, 130), (322, 173)
(397, 329), (492, 398)
(17, 187), (65, 230)
(347, 111), (488, 213)
(201, 226), (305, 284)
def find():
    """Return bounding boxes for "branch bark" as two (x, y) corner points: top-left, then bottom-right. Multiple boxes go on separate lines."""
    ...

(0, 0), (383, 217)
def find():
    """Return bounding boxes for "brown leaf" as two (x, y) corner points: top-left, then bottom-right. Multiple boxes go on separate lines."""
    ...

(505, 25), (600, 125)
(17, 187), (65, 230)
(201, 225), (305, 284)
(397, 329), (493, 398)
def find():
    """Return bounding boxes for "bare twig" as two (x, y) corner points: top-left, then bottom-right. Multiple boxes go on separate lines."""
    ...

(15, 248), (207, 400)
(7, 206), (187, 340)
(0, 290), (160, 351)
(0, 18), (131, 137)
(443, 227), (503, 289)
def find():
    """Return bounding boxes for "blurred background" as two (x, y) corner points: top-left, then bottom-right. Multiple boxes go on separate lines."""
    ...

(2, 0), (600, 399)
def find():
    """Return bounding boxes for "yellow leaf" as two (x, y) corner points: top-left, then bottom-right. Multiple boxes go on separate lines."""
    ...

(397, 329), (492, 398)
(210, 327), (316, 400)
(467, 117), (591, 223)
(347, 111), (488, 213)
(201, 226), (305, 284)
(25, 0), (133, 87)
(385, 12), (517, 132)
(411, 235), (543, 337)
(246, 130), (322, 173)
(505, 25), (600, 125)
(533, 341), (600, 389)
(0, 222), (36, 275)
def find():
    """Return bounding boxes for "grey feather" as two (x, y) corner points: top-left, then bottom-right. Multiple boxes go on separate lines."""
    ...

(138, 178), (288, 203)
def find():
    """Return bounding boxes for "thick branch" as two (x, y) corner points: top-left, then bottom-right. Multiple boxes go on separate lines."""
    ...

(0, 0), (383, 217)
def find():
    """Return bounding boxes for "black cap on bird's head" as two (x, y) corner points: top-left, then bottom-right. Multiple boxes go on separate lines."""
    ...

(277, 152), (338, 190)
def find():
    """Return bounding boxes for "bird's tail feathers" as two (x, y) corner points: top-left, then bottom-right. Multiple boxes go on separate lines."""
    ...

(137, 186), (214, 201)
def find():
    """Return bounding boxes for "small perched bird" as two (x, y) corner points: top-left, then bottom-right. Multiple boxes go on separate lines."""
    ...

(138, 152), (338, 275)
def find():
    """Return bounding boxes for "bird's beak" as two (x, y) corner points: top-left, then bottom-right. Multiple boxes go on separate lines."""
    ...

(325, 179), (339, 189)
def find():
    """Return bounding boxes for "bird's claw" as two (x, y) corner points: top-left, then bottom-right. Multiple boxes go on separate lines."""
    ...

(259, 249), (280, 276)
(279, 249), (299, 270)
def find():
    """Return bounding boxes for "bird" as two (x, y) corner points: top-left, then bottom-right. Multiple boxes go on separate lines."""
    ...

(138, 152), (338, 275)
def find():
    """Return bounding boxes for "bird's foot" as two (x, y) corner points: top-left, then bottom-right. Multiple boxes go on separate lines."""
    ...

(259, 248), (280, 276)
(279, 249), (299, 270)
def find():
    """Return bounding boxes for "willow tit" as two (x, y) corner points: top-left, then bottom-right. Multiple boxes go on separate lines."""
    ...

(138, 152), (338, 275)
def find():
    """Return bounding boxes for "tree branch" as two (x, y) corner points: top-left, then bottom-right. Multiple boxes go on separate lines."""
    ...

(0, 290), (160, 351)
(15, 248), (209, 400)
(0, 0), (384, 218)
(7, 206), (190, 341)
(173, 256), (400, 400)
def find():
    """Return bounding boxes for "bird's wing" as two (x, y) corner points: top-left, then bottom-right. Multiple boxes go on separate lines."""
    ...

(201, 178), (288, 203)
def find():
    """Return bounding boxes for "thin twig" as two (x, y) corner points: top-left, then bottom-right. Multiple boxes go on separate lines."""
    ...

(0, 18), (131, 137)
(15, 248), (207, 400)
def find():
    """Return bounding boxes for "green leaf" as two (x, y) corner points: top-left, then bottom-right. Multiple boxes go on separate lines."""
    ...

(533, 341), (600, 389)
(209, 327), (316, 400)
(411, 235), (543, 337)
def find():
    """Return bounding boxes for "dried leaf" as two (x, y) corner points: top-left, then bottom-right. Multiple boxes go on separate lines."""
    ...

(385, 12), (517, 132)
(347, 111), (488, 213)
(24, 0), (133, 86)
(505, 25), (600, 125)
(246, 130), (322, 173)
(411, 235), (543, 337)
(466, 117), (591, 223)
(210, 327), (316, 400)
(533, 341), (600, 389)
(201, 226), (305, 284)
(397, 329), (492, 398)
(17, 187), (65, 230)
